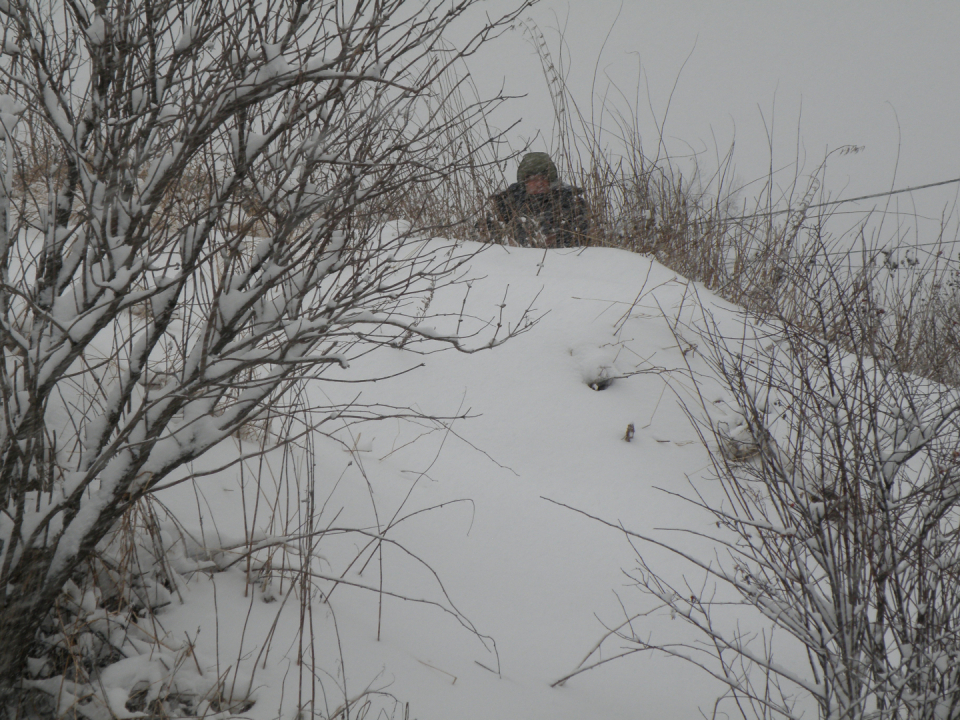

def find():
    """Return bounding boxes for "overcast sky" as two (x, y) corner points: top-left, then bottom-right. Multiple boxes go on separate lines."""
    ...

(459, 1), (960, 231)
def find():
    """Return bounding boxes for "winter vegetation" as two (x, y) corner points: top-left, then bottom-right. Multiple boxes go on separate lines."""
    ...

(1, 0), (960, 718)
(0, 0), (536, 713)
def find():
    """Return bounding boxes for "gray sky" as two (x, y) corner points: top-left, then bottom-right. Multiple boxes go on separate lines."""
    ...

(461, 1), (960, 230)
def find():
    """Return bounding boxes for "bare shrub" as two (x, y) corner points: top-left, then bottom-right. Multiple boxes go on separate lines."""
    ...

(0, 0), (533, 708)
(557, 278), (960, 720)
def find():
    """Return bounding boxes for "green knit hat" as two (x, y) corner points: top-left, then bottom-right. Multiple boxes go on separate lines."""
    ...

(517, 152), (559, 184)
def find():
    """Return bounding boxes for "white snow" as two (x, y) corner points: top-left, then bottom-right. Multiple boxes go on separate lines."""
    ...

(0, 93), (24, 139)
(135, 241), (810, 720)
(85, 15), (107, 45)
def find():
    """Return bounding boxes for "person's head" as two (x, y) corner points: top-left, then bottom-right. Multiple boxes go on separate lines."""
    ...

(517, 152), (558, 195)
(524, 174), (550, 195)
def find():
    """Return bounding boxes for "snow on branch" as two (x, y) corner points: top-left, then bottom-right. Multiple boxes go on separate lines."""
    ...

(0, 0), (534, 697)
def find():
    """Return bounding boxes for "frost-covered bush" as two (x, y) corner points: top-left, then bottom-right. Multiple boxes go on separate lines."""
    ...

(0, 0), (530, 706)
(569, 279), (960, 720)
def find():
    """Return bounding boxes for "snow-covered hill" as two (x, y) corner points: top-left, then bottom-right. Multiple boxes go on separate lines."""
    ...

(149, 241), (759, 720)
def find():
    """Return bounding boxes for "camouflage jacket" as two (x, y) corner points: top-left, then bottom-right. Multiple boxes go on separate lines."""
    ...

(486, 182), (588, 247)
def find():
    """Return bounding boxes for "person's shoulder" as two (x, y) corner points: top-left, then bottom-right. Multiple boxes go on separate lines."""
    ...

(552, 182), (584, 196)
(550, 184), (585, 206)
(492, 182), (524, 199)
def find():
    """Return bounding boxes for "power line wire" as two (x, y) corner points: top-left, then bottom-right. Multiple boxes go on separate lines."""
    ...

(729, 175), (960, 222)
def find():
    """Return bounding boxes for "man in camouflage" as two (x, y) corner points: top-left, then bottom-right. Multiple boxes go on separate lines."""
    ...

(486, 152), (588, 248)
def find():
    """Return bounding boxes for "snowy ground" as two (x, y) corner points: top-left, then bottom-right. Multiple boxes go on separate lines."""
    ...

(151, 240), (781, 720)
